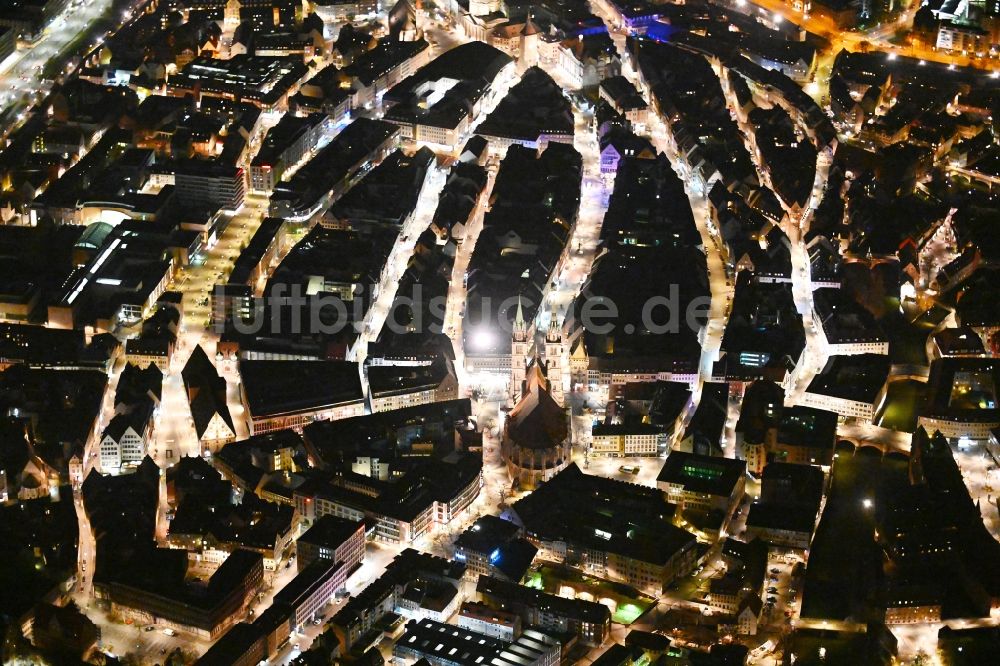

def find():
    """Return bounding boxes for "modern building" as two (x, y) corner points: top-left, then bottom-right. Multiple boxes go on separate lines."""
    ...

(590, 422), (665, 457)
(301, 398), (475, 466)
(453, 515), (537, 582)
(475, 66), (575, 151)
(812, 288), (889, 356)
(272, 558), (352, 629)
(476, 575), (611, 646)
(800, 354), (891, 421)
(936, 20), (988, 53)
(331, 549), (466, 652)
(312, 0), (377, 23)
(382, 40), (515, 150)
(772, 406), (838, 467)
(249, 113), (330, 194)
(294, 453), (482, 544)
(324, 147), (435, 231)
(489, 627), (563, 666)
(47, 224), (176, 331)
(656, 451), (746, 522)
(393, 618), (507, 665)
(919, 357), (1000, 440)
(167, 55), (309, 111)
(239, 360), (365, 434)
(96, 549), (264, 640)
(716, 273), (805, 386)
(196, 558), (351, 666)
(226, 217), (289, 293)
(457, 601), (521, 641)
(931, 326), (986, 359)
(745, 463), (824, 549)
(295, 515), (366, 573)
(269, 117), (399, 221)
(508, 463), (698, 595)
(0, 26), (15, 64)
(174, 161), (247, 212)
(341, 38), (432, 108)
(0, 0), (69, 41)
(194, 622), (269, 666)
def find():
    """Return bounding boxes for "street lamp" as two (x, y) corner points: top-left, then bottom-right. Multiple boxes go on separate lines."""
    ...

(862, 498), (873, 510)
(471, 328), (495, 351)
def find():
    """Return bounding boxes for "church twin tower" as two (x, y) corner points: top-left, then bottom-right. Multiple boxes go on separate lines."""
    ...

(510, 298), (565, 406)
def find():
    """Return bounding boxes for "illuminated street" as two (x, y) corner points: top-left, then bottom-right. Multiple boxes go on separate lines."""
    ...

(1, 0), (1000, 663)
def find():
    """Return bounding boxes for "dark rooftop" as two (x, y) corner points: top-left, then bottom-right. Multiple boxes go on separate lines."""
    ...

(511, 463), (694, 567)
(476, 66), (574, 142)
(240, 360), (363, 417)
(805, 354), (891, 404)
(384, 41), (513, 131)
(656, 451), (746, 498)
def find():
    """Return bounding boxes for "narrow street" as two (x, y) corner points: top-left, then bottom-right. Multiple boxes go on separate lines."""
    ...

(351, 164), (447, 375)
(594, 4), (735, 436)
(720, 68), (830, 408)
(444, 161), (497, 384)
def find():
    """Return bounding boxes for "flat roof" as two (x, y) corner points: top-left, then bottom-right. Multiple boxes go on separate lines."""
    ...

(511, 463), (694, 567)
(344, 38), (430, 87)
(273, 558), (348, 609)
(251, 113), (328, 168)
(777, 406), (838, 449)
(299, 514), (365, 549)
(477, 575), (611, 625)
(454, 515), (520, 554)
(923, 357), (1000, 422)
(656, 450), (745, 498)
(384, 41), (512, 131)
(241, 359), (363, 418)
(395, 618), (506, 663)
(805, 354), (891, 404)
(813, 288), (887, 345)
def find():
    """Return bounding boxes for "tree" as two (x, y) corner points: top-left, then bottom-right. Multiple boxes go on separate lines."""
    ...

(913, 6), (938, 37)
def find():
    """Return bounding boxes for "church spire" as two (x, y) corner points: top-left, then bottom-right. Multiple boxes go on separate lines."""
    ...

(513, 296), (528, 341)
(546, 304), (561, 342)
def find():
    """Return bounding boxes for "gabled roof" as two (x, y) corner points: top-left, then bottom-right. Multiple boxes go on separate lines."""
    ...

(182, 344), (217, 389)
(506, 361), (567, 450)
(523, 15), (542, 36)
(189, 384), (236, 440)
(182, 345), (235, 440)
(101, 407), (149, 443)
